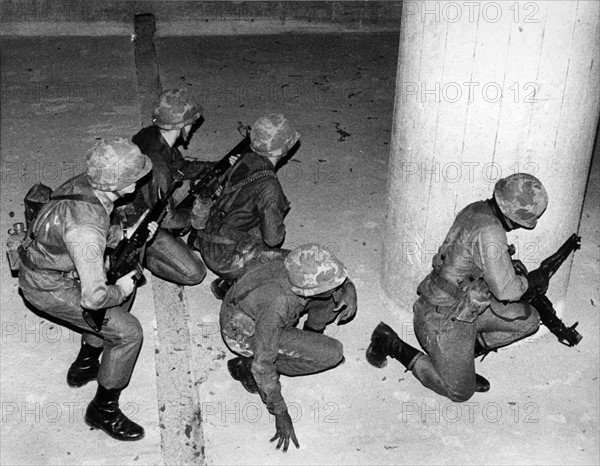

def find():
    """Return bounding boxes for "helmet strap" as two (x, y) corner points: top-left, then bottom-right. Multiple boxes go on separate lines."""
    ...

(488, 197), (513, 232)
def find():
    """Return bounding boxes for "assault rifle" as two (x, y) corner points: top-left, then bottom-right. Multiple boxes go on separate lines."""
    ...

(510, 234), (583, 347)
(175, 134), (251, 210)
(82, 178), (183, 332)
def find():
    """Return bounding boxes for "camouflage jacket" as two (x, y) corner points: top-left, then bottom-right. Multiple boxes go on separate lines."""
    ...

(227, 260), (307, 415)
(127, 126), (213, 229)
(204, 152), (289, 245)
(417, 200), (528, 307)
(19, 174), (126, 310)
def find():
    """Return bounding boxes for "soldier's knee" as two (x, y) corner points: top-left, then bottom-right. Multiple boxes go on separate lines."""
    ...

(180, 261), (207, 285)
(447, 388), (475, 403)
(114, 317), (143, 345)
(325, 339), (344, 367)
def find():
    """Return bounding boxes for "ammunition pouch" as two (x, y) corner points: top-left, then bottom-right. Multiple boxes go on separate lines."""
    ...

(430, 272), (491, 323)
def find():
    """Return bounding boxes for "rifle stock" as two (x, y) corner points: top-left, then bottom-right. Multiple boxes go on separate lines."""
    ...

(511, 234), (582, 347)
(82, 178), (183, 332)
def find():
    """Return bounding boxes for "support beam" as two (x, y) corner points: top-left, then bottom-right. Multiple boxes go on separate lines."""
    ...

(383, 1), (599, 314)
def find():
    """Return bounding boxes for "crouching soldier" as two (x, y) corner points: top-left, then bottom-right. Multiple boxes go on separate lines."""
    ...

(18, 138), (157, 440)
(195, 114), (300, 299)
(366, 173), (549, 402)
(124, 88), (211, 286)
(219, 244), (358, 452)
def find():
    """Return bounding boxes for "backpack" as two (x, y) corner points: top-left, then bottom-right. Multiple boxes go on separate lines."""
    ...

(6, 182), (101, 273)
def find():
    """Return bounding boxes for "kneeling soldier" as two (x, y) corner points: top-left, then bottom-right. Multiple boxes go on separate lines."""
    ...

(220, 244), (358, 452)
(367, 173), (549, 402)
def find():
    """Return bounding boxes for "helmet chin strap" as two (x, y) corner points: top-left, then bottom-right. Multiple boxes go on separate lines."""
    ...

(488, 197), (515, 231)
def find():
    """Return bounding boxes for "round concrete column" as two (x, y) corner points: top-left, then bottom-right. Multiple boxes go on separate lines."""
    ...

(383, 1), (599, 313)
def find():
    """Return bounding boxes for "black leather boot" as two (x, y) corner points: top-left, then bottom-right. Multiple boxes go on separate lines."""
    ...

(85, 385), (145, 441)
(227, 357), (259, 394)
(67, 342), (103, 388)
(211, 278), (235, 301)
(187, 228), (198, 248)
(475, 374), (491, 393)
(366, 321), (422, 369)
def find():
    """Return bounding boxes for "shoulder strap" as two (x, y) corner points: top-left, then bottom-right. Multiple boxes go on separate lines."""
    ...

(50, 194), (103, 206)
(26, 193), (103, 244)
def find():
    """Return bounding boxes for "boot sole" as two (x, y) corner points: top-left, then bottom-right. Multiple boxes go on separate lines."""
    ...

(67, 376), (97, 388)
(365, 346), (388, 368)
(227, 360), (259, 394)
(84, 417), (145, 441)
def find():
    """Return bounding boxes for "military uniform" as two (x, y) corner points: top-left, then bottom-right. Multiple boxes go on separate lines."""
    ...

(197, 151), (290, 279)
(220, 258), (344, 415)
(122, 123), (211, 286)
(410, 200), (540, 401)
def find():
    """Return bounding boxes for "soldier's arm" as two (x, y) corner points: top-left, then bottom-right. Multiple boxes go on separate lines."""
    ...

(256, 181), (288, 248)
(172, 152), (215, 180)
(250, 295), (289, 415)
(475, 224), (528, 301)
(65, 225), (126, 310)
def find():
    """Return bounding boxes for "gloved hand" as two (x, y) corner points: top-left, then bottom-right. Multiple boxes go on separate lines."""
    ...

(526, 267), (549, 297)
(270, 410), (299, 453)
(333, 279), (358, 324)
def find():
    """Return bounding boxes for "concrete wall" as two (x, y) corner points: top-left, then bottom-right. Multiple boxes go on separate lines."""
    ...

(0, 0), (403, 35)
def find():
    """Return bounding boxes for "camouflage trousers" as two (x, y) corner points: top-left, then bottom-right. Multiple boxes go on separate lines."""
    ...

(410, 296), (540, 402)
(19, 281), (142, 390)
(219, 300), (343, 377)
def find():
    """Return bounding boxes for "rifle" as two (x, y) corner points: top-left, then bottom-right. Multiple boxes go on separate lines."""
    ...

(510, 234), (583, 347)
(175, 134), (251, 210)
(82, 178), (183, 332)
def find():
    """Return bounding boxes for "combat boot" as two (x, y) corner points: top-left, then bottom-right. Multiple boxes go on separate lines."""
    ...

(67, 342), (103, 388)
(227, 357), (259, 394)
(85, 385), (145, 441)
(475, 374), (490, 393)
(366, 321), (422, 369)
(211, 278), (235, 301)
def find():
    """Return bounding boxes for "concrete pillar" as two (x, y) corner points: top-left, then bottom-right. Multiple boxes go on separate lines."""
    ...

(383, 1), (599, 314)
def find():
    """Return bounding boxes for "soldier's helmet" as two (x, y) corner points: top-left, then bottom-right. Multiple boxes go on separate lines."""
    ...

(284, 244), (348, 297)
(493, 173), (548, 228)
(250, 114), (300, 158)
(86, 137), (152, 191)
(152, 88), (203, 130)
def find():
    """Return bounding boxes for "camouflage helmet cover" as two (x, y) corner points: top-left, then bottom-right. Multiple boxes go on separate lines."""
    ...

(86, 137), (152, 191)
(493, 173), (548, 228)
(250, 114), (300, 158)
(284, 243), (348, 297)
(152, 88), (203, 130)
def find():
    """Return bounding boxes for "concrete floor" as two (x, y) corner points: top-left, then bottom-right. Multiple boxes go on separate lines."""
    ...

(1, 33), (598, 465)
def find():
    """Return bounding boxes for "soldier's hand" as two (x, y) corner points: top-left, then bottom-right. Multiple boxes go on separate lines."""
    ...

(333, 280), (358, 324)
(270, 410), (299, 453)
(229, 154), (241, 165)
(146, 221), (159, 241)
(115, 270), (136, 297)
(526, 267), (549, 297)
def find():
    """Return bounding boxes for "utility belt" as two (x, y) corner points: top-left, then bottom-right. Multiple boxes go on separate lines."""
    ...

(424, 270), (491, 323)
(18, 246), (79, 280)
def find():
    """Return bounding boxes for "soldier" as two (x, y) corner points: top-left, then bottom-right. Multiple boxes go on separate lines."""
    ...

(123, 88), (211, 286)
(366, 173), (550, 401)
(220, 244), (358, 452)
(195, 114), (300, 300)
(18, 138), (157, 440)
